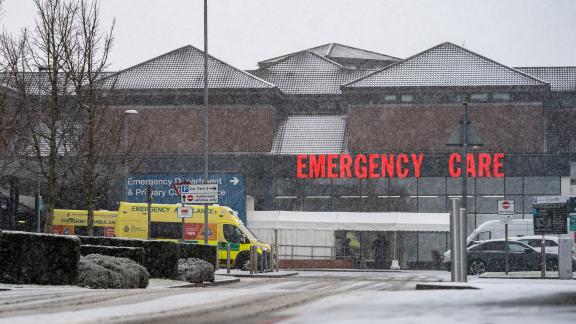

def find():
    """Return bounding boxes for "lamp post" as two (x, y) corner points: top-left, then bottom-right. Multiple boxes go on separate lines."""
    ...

(447, 102), (484, 282)
(36, 66), (48, 233)
(203, 0), (209, 246)
(123, 109), (138, 178)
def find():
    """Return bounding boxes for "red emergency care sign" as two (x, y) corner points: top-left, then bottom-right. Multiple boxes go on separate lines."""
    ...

(296, 153), (504, 179)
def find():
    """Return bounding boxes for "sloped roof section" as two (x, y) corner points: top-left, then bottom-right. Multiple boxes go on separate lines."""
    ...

(258, 43), (401, 68)
(101, 45), (275, 90)
(252, 51), (367, 95)
(272, 115), (347, 154)
(345, 42), (548, 88)
(515, 67), (576, 92)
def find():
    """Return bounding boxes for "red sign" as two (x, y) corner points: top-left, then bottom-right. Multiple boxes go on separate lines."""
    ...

(502, 201), (511, 209)
(184, 223), (218, 241)
(296, 153), (504, 179)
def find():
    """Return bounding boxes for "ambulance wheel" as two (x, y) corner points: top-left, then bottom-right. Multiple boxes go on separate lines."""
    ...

(235, 252), (251, 271)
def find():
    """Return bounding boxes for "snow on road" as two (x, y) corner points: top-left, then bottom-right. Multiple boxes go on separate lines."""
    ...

(277, 278), (576, 324)
(0, 289), (267, 324)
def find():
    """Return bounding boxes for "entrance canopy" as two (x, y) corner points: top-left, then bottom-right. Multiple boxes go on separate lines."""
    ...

(250, 211), (449, 232)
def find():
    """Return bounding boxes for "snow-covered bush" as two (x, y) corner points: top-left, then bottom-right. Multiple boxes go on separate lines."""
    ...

(179, 243), (217, 267)
(177, 258), (215, 284)
(78, 236), (179, 279)
(77, 254), (149, 289)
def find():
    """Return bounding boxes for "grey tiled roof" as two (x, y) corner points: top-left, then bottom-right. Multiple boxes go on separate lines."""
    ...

(1, 72), (114, 95)
(251, 51), (367, 95)
(258, 43), (401, 67)
(272, 115), (347, 154)
(101, 45), (275, 90)
(515, 67), (576, 91)
(344, 42), (548, 88)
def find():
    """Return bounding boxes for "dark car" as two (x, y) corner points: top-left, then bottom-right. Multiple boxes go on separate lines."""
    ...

(466, 240), (560, 275)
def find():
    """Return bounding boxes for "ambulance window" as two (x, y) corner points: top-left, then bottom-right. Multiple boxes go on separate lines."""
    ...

(150, 222), (181, 239)
(223, 224), (243, 243)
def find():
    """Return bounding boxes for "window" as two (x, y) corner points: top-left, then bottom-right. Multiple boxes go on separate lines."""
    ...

(493, 93), (511, 101)
(482, 241), (505, 251)
(223, 224), (243, 243)
(150, 222), (180, 239)
(470, 93), (488, 102)
(400, 94), (414, 102)
(545, 240), (558, 247)
(384, 95), (396, 102)
(508, 242), (527, 252)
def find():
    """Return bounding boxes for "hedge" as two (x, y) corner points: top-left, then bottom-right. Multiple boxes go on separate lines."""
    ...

(0, 231), (80, 285)
(78, 236), (178, 279)
(178, 258), (214, 283)
(178, 243), (217, 267)
(78, 254), (149, 289)
(80, 245), (145, 265)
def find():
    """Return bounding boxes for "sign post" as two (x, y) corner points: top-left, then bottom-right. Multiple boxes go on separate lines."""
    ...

(174, 182), (219, 244)
(177, 204), (193, 242)
(498, 200), (514, 275)
(146, 185), (152, 240)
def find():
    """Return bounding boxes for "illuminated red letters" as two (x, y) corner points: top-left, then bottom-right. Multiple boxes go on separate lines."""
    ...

(297, 154), (426, 179)
(297, 153), (504, 179)
(448, 153), (505, 178)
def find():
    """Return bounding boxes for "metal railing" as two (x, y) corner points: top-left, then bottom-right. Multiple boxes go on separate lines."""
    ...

(277, 244), (335, 260)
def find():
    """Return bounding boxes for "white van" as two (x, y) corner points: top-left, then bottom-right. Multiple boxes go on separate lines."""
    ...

(467, 219), (534, 243)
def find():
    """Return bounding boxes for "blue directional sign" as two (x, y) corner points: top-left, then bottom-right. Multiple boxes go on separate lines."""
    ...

(124, 173), (247, 224)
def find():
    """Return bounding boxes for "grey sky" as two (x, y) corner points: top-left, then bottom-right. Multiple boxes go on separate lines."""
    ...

(2, 0), (576, 71)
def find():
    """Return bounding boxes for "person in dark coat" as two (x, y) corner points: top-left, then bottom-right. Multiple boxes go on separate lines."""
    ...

(372, 235), (387, 268)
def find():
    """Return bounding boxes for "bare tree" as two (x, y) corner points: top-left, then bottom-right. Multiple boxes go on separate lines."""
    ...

(63, 0), (117, 236)
(1, 0), (121, 235)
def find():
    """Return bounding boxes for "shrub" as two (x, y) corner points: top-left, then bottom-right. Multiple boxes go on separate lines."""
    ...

(81, 245), (145, 265)
(178, 243), (217, 267)
(177, 258), (215, 284)
(77, 254), (149, 289)
(0, 231), (80, 285)
(78, 236), (179, 279)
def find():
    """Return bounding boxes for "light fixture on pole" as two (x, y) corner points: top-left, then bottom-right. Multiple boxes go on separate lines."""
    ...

(447, 102), (484, 282)
(203, 0), (210, 246)
(123, 109), (139, 178)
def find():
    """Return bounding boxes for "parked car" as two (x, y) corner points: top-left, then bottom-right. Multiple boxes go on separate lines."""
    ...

(443, 239), (573, 275)
(511, 236), (576, 256)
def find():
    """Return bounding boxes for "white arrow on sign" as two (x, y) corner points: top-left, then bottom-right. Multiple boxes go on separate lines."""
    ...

(230, 177), (239, 186)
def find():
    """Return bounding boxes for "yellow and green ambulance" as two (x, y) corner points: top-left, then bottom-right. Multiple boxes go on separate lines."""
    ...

(114, 202), (270, 270)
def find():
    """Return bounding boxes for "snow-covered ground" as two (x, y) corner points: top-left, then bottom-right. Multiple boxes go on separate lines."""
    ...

(277, 278), (576, 324)
(1, 271), (575, 323)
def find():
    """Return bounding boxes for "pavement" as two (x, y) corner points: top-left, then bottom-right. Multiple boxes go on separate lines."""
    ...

(0, 275), (239, 291)
(480, 271), (576, 279)
(215, 269), (299, 278)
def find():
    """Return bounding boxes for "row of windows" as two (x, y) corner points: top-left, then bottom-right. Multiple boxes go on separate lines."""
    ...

(271, 194), (553, 213)
(273, 177), (561, 197)
(369, 92), (513, 104)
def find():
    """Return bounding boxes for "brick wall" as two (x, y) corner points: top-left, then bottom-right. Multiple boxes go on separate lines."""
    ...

(347, 103), (544, 153)
(108, 104), (278, 154)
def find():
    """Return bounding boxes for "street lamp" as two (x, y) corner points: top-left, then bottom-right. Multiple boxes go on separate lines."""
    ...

(447, 102), (484, 282)
(123, 109), (139, 178)
(36, 66), (48, 233)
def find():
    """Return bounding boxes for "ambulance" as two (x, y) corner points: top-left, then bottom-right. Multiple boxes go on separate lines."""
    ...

(52, 209), (117, 236)
(114, 202), (271, 270)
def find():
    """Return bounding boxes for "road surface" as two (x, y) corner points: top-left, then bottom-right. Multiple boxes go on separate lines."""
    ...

(0, 270), (446, 323)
